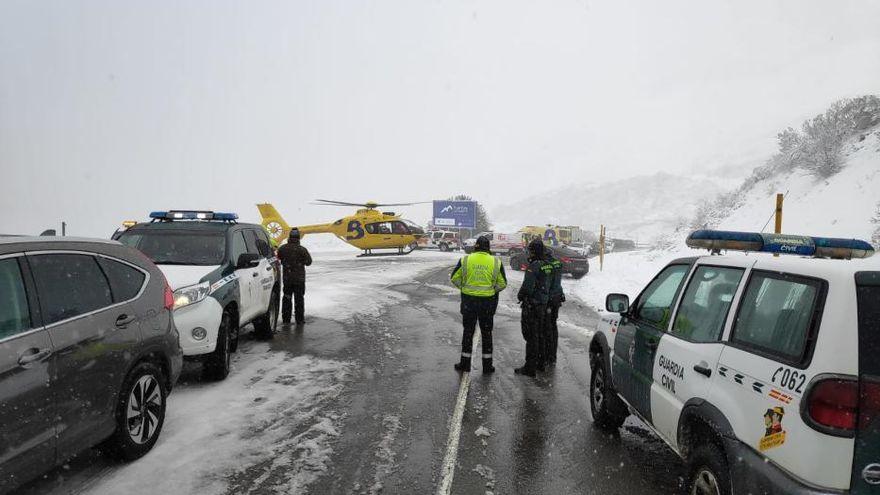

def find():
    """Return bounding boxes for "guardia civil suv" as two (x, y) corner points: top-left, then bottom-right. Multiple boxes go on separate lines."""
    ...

(118, 211), (280, 380)
(588, 230), (878, 495)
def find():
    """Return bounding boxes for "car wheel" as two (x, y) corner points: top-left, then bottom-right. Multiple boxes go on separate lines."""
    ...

(205, 311), (233, 380)
(572, 272), (586, 280)
(254, 290), (279, 339)
(439, 243), (449, 252)
(590, 353), (628, 430)
(689, 443), (731, 495)
(104, 361), (167, 460)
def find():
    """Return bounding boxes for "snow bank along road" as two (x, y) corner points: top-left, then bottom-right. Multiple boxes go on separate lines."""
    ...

(19, 251), (684, 495)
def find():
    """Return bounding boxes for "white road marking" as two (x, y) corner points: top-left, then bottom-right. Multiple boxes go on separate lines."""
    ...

(437, 333), (480, 495)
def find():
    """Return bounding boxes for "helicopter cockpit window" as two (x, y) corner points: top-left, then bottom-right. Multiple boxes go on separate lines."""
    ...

(391, 222), (410, 235)
(402, 220), (424, 235)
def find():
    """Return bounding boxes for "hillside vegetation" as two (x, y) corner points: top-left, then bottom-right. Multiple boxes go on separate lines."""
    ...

(683, 95), (880, 246)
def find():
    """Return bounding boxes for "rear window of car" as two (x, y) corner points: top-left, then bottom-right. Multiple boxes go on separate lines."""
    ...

(731, 270), (824, 366)
(856, 272), (880, 377)
(98, 257), (146, 302)
(29, 254), (113, 325)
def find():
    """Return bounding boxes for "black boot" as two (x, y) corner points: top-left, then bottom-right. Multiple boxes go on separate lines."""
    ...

(514, 366), (536, 377)
(454, 356), (472, 372)
(482, 358), (495, 374)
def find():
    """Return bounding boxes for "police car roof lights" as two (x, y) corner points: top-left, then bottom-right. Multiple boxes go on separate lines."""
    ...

(686, 229), (874, 260)
(149, 210), (239, 222)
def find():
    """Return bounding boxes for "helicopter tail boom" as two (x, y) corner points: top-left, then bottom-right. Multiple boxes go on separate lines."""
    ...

(294, 223), (339, 235)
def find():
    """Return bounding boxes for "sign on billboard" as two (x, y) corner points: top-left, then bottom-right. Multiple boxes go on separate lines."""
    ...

(433, 200), (477, 229)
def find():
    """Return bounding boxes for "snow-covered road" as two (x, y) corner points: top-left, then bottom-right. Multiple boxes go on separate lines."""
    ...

(19, 250), (685, 495)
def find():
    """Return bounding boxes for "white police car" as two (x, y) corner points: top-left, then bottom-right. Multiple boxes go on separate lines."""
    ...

(117, 211), (280, 380)
(588, 230), (879, 495)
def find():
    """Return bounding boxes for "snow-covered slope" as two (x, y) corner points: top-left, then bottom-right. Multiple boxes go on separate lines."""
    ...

(492, 172), (737, 243)
(713, 126), (880, 239)
(573, 125), (880, 311)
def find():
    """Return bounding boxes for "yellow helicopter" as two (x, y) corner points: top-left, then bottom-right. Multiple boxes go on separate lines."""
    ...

(257, 201), (428, 256)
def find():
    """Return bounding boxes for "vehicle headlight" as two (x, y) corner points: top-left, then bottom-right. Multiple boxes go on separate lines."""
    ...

(173, 282), (210, 310)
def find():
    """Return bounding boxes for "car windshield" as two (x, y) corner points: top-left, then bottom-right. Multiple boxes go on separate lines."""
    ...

(118, 230), (226, 265)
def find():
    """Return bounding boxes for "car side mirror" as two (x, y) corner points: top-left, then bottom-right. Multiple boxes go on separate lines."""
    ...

(605, 293), (630, 314)
(236, 253), (261, 269)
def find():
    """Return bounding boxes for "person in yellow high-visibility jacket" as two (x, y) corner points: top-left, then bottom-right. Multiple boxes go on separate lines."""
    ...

(450, 235), (507, 373)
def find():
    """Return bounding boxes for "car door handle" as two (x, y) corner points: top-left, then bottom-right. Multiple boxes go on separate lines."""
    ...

(644, 339), (659, 350)
(693, 364), (712, 378)
(115, 314), (137, 327)
(252, 272), (259, 277)
(18, 348), (52, 366)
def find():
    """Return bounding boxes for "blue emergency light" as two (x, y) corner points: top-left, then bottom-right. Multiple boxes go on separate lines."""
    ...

(687, 230), (874, 260)
(149, 210), (238, 222)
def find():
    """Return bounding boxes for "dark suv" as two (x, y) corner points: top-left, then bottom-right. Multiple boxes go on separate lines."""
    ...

(510, 244), (590, 279)
(0, 237), (182, 493)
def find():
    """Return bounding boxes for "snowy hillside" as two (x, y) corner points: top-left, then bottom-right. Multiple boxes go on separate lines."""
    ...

(573, 121), (880, 310)
(492, 172), (738, 243)
(712, 125), (880, 240)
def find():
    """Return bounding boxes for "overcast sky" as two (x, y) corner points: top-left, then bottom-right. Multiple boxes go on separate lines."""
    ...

(1, 0), (879, 236)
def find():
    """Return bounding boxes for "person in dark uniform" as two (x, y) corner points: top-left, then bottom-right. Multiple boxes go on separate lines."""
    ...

(515, 239), (550, 377)
(544, 249), (565, 366)
(277, 228), (312, 325)
(450, 235), (507, 373)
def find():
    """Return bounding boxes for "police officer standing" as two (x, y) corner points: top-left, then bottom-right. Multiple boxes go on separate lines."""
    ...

(278, 228), (312, 325)
(544, 249), (565, 366)
(450, 235), (507, 373)
(515, 239), (550, 377)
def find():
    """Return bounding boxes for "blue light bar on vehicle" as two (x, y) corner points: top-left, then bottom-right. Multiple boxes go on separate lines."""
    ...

(148, 211), (239, 221)
(687, 230), (874, 259)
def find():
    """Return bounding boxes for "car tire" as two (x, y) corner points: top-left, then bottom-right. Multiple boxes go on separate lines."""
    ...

(254, 290), (279, 340)
(439, 243), (449, 252)
(688, 443), (732, 495)
(103, 361), (167, 461)
(205, 311), (233, 380)
(572, 272), (586, 280)
(590, 352), (628, 430)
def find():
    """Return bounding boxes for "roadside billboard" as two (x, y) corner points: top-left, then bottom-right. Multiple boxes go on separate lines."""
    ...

(432, 200), (477, 229)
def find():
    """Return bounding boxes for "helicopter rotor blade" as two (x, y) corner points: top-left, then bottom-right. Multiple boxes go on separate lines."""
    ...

(312, 199), (368, 207)
(312, 199), (431, 208)
(370, 201), (432, 207)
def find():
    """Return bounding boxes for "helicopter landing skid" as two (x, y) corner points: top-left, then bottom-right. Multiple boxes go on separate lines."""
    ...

(358, 245), (417, 257)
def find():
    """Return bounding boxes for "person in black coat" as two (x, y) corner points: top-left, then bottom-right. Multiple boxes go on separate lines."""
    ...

(277, 229), (312, 324)
(515, 239), (550, 377)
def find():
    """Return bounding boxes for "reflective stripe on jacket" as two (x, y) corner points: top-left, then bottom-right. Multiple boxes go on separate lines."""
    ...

(451, 251), (507, 297)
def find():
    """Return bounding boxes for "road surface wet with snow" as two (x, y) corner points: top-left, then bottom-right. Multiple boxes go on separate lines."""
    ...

(18, 251), (685, 495)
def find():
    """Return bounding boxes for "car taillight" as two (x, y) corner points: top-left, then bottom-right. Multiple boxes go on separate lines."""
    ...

(561, 257), (572, 263)
(162, 278), (175, 311)
(860, 379), (880, 430)
(806, 377), (859, 432)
